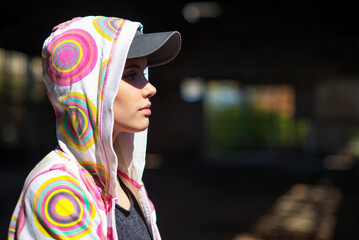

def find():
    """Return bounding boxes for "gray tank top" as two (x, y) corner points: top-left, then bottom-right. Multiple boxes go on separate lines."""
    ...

(115, 179), (153, 240)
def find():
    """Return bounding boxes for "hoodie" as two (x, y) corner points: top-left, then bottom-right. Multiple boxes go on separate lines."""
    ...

(8, 16), (161, 240)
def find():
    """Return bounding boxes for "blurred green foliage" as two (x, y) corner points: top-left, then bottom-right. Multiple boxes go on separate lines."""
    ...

(204, 103), (310, 155)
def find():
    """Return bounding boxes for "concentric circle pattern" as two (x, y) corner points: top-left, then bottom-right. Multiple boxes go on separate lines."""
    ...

(98, 58), (111, 101)
(59, 92), (97, 151)
(93, 16), (125, 41)
(33, 176), (95, 239)
(80, 161), (108, 189)
(78, 167), (105, 211)
(46, 29), (98, 86)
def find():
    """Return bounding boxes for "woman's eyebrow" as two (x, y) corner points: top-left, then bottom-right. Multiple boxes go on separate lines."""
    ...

(125, 64), (141, 69)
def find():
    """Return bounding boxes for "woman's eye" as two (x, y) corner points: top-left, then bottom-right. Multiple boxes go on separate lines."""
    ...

(123, 72), (137, 81)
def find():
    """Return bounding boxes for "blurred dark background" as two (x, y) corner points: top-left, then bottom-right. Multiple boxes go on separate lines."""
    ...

(1, 0), (359, 239)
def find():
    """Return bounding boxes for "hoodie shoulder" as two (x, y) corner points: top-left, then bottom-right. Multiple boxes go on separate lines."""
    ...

(11, 151), (107, 239)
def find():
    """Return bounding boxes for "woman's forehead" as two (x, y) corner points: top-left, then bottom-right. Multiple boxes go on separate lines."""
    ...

(125, 56), (147, 69)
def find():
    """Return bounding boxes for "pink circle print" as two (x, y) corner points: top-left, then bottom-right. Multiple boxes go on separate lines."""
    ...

(46, 29), (98, 86)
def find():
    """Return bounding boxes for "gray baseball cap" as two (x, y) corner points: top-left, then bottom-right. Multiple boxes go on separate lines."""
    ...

(127, 30), (181, 67)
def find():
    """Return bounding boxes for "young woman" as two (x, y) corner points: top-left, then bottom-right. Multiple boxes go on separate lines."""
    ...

(8, 16), (181, 240)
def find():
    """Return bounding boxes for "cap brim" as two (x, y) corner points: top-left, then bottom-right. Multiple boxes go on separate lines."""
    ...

(127, 31), (181, 67)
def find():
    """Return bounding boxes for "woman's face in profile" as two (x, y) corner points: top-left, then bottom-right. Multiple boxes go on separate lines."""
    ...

(113, 56), (157, 136)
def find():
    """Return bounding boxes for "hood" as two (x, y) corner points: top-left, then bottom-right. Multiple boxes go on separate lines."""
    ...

(42, 16), (148, 198)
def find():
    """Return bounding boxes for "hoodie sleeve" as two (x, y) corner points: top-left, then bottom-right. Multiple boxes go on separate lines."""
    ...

(11, 169), (106, 240)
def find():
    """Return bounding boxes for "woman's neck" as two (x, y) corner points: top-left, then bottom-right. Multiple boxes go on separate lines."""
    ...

(116, 178), (131, 210)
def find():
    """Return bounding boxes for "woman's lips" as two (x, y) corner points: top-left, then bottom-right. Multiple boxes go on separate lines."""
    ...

(139, 103), (151, 116)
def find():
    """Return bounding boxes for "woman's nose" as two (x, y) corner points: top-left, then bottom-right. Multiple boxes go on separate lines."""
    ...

(143, 82), (157, 98)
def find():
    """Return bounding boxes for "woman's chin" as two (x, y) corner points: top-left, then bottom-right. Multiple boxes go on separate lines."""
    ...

(114, 118), (150, 134)
(127, 121), (149, 133)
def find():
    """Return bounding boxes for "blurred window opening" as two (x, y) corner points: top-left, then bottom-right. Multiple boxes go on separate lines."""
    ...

(0, 48), (46, 150)
(203, 80), (310, 160)
(180, 77), (206, 102)
(182, 2), (222, 23)
(0, 48), (45, 103)
(315, 80), (359, 119)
